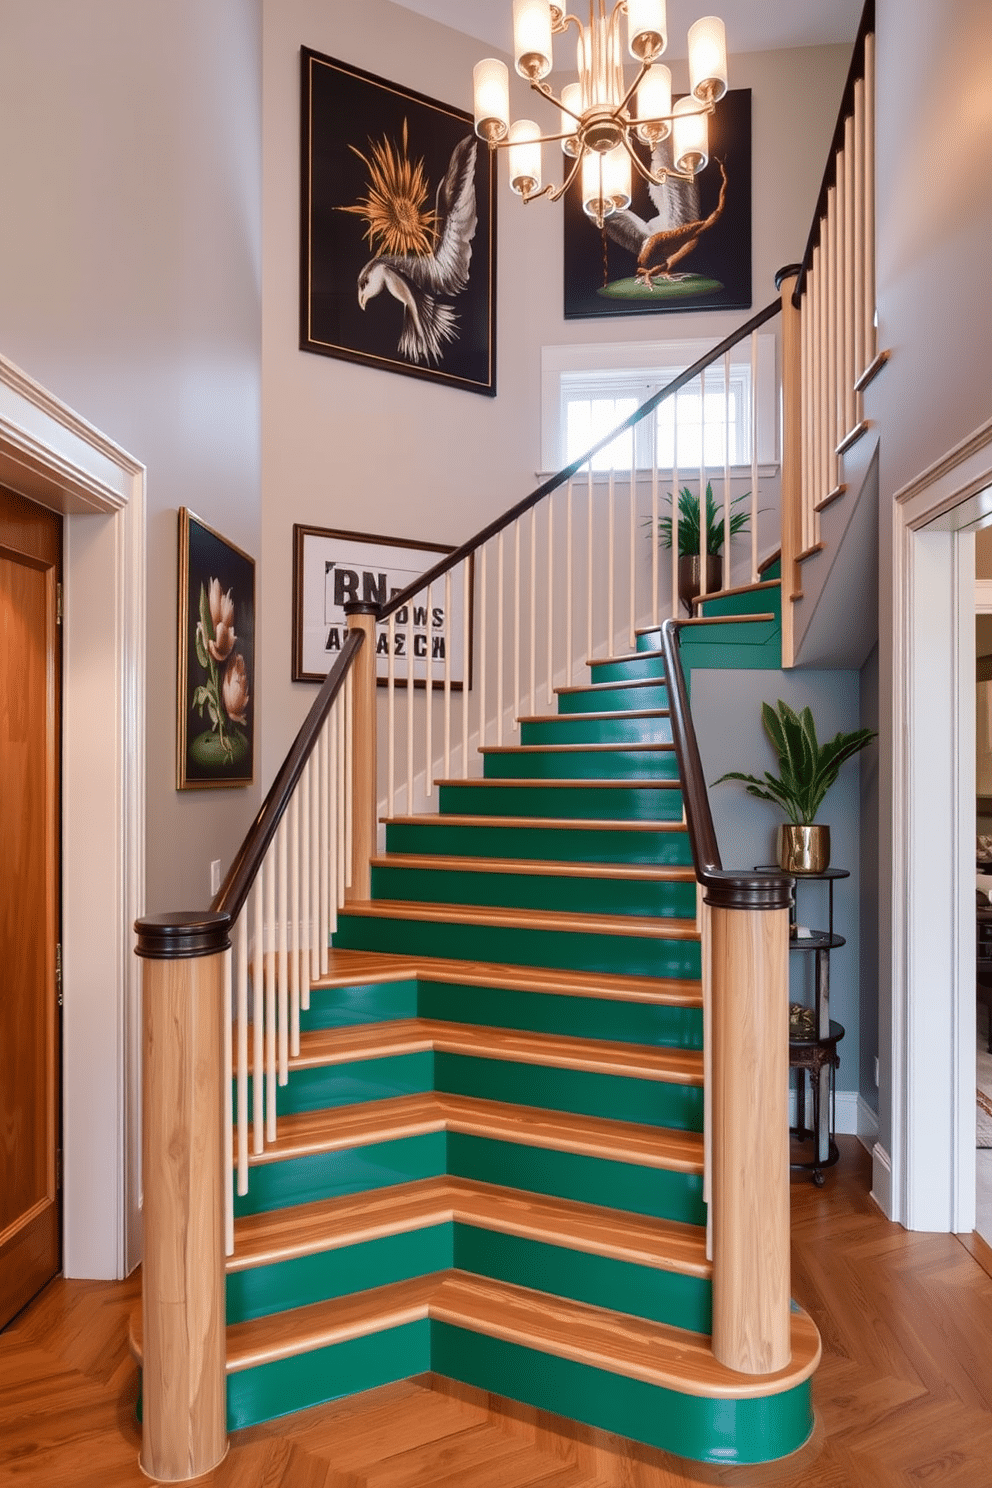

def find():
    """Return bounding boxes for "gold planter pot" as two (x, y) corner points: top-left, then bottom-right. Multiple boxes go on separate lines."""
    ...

(777, 823), (830, 874)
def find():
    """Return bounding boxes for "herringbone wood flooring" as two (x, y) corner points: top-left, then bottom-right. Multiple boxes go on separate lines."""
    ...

(3, 1139), (992, 1487)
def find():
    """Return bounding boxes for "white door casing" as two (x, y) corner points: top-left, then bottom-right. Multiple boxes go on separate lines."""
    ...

(0, 352), (145, 1279)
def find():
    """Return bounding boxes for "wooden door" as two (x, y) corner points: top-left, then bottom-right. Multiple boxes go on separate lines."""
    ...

(0, 484), (62, 1328)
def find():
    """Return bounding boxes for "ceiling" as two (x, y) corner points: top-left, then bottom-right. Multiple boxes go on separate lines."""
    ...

(389, 0), (864, 59)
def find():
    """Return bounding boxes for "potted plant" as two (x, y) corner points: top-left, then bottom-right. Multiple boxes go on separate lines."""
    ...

(714, 699), (876, 872)
(652, 482), (752, 613)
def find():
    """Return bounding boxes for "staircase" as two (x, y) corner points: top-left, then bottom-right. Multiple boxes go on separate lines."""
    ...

(173, 581), (818, 1466)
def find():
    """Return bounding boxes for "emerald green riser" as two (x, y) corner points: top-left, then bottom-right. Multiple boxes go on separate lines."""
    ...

(437, 780), (683, 821)
(587, 653), (667, 684)
(235, 1132), (705, 1227)
(301, 980), (703, 1052)
(384, 818), (692, 865)
(332, 912), (701, 979)
(227, 1224), (710, 1335)
(696, 584), (781, 620)
(223, 1320), (812, 1464)
(371, 862), (696, 920)
(679, 628), (781, 670)
(482, 747), (678, 781)
(430, 1327), (812, 1467)
(520, 714), (672, 745)
(557, 680), (668, 713)
(636, 619), (779, 653)
(249, 1051), (702, 1133)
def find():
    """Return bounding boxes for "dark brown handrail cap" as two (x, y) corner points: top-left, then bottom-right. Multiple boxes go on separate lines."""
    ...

(703, 872), (794, 912)
(775, 263), (802, 289)
(135, 910), (232, 961)
(342, 601), (379, 616)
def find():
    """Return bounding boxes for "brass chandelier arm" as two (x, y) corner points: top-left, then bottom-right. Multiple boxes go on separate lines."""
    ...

(623, 132), (692, 187)
(520, 147), (585, 205)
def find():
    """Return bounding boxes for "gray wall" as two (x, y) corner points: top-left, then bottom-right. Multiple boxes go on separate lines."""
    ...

(0, 0), (263, 913)
(692, 667), (863, 1094)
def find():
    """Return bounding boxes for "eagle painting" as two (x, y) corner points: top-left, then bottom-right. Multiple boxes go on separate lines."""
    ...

(341, 124), (479, 367)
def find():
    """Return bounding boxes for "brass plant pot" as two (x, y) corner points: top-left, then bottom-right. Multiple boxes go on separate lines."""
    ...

(777, 823), (830, 874)
(677, 554), (722, 615)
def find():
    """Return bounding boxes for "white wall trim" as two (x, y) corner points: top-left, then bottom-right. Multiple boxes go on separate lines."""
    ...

(889, 416), (992, 1233)
(871, 1142), (892, 1218)
(0, 351), (145, 1279)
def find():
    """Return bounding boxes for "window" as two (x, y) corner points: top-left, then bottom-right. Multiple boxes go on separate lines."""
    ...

(541, 336), (778, 476)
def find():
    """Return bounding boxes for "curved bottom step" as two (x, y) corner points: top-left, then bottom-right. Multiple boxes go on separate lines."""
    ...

(131, 1270), (819, 1466)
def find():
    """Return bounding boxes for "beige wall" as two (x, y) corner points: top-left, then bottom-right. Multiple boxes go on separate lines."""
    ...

(260, 0), (849, 775)
(0, 0), (263, 914)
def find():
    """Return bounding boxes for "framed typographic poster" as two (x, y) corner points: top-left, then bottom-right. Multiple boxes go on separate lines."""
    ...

(300, 47), (497, 395)
(563, 89), (751, 319)
(292, 524), (473, 687)
(177, 509), (255, 789)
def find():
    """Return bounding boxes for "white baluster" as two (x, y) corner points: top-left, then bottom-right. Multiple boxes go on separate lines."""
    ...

(290, 790), (300, 1056)
(264, 849), (276, 1143)
(698, 366), (707, 603)
(529, 510), (537, 717)
(344, 669), (354, 890)
(277, 819), (288, 1086)
(496, 533), (504, 746)
(300, 760), (311, 1009)
(545, 495), (554, 704)
(864, 32), (876, 369)
(751, 330), (759, 584)
(236, 909), (249, 1194)
(566, 479), (574, 686)
(338, 690), (348, 906)
(223, 944), (234, 1256)
(853, 74), (866, 421)
(513, 520), (521, 730)
(406, 591), (415, 809)
(586, 465), (594, 660)
(651, 424), (659, 630)
(607, 468), (615, 650)
(387, 611), (396, 817)
(424, 582), (434, 795)
(252, 881), (263, 1155)
(723, 350), (731, 596)
(462, 560), (470, 774)
(330, 705), (340, 929)
(309, 750), (320, 984)
(444, 570), (452, 778)
(628, 468), (636, 648)
(671, 411), (680, 620)
(318, 724), (329, 973)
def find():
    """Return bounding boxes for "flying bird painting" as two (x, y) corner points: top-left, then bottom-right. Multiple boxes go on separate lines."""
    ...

(563, 88), (751, 320)
(301, 49), (496, 396)
(348, 131), (479, 366)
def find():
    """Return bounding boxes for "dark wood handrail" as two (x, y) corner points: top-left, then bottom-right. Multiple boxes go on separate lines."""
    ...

(792, 0), (875, 305)
(212, 627), (365, 924)
(379, 298), (782, 623)
(660, 619), (792, 911)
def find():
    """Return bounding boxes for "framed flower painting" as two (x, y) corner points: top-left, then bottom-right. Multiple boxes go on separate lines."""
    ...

(177, 508), (255, 789)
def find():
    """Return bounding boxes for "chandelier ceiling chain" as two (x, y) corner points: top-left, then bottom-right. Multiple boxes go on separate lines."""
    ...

(472, 0), (728, 229)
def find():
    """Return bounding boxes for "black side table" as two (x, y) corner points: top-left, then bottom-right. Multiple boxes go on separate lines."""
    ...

(789, 1018), (845, 1184)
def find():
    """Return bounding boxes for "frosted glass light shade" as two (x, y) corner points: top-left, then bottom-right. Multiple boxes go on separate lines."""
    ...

(636, 63), (672, 143)
(513, 0), (553, 80)
(602, 144), (632, 211)
(473, 58), (510, 142)
(626, 0), (666, 61)
(688, 15), (727, 102)
(560, 82), (582, 155)
(672, 95), (709, 174)
(581, 150), (606, 223)
(508, 119), (543, 195)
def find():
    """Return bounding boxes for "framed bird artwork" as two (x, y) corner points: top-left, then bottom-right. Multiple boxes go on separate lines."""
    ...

(562, 89), (751, 321)
(301, 48), (497, 396)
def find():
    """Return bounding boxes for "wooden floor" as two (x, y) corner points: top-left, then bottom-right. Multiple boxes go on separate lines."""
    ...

(3, 1139), (992, 1487)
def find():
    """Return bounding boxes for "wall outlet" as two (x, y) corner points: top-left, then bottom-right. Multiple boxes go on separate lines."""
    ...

(210, 859), (222, 895)
(874, 1055), (880, 1088)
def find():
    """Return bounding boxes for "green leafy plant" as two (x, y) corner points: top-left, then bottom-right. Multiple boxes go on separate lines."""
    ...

(652, 482), (751, 557)
(714, 699), (876, 825)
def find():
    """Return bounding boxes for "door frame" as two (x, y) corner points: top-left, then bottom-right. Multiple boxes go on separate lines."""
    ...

(889, 416), (992, 1232)
(0, 352), (145, 1279)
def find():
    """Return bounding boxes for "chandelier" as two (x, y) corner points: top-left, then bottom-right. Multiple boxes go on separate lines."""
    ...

(472, 1), (728, 228)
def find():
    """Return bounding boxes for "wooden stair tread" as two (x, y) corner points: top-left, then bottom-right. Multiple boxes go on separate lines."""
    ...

(556, 676), (667, 695)
(341, 899), (699, 940)
(292, 1019), (704, 1085)
(633, 613), (776, 637)
(371, 852), (694, 883)
(479, 742), (675, 756)
(131, 1272), (818, 1399)
(246, 1092), (704, 1173)
(229, 1176), (710, 1277)
(381, 814), (687, 833)
(515, 708), (670, 724)
(689, 578), (782, 611)
(436, 777), (681, 790)
(312, 948), (702, 1007)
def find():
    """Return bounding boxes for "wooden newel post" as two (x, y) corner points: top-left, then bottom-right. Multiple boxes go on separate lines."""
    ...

(777, 263), (802, 669)
(135, 912), (230, 1482)
(709, 899), (792, 1375)
(344, 604), (377, 901)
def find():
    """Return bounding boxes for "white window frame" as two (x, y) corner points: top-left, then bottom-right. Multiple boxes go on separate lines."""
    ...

(540, 334), (779, 478)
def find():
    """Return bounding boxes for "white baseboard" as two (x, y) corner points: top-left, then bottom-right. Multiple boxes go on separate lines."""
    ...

(789, 1086), (875, 1138)
(871, 1142), (893, 1218)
